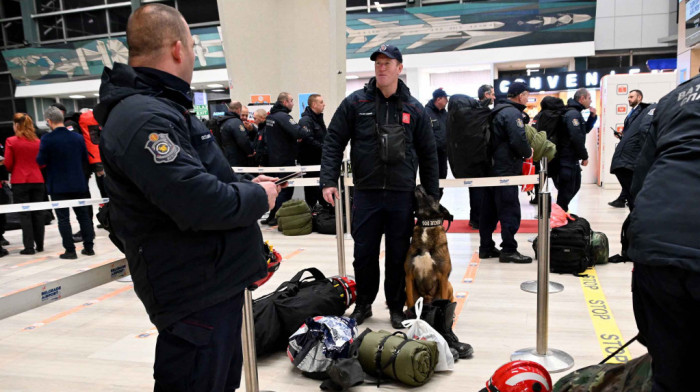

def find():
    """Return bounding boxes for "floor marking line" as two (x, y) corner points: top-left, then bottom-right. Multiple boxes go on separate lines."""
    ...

(22, 285), (134, 331)
(10, 256), (49, 269)
(462, 252), (480, 283)
(579, 267), (631, 364)
(283, 248), (305, 261)
(453, 292), (469, 327)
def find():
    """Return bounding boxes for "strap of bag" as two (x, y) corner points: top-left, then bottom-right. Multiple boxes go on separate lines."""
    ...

(374, 94), (403, 128)
(389, 340), (412, 381)
(290, 267), (326, 283)
(373, 331), (408, 387)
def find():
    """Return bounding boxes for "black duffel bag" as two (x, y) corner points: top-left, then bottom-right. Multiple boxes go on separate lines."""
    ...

(253, 267), (353, 356)
(533, 214), (592, 275)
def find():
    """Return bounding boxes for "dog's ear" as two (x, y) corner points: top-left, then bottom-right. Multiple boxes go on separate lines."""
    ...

(439, 204), (453, 220)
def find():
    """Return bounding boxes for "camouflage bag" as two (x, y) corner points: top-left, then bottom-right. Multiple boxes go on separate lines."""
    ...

(553, 354), (652, 392)
(590, 231), (609, 265)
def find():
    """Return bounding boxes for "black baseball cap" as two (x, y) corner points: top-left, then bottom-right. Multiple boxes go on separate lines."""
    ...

(370, 44), (403, 63)
(51, 102), (67, 113)
(507, 82), (530, 97)
(433, 88), (448, 100)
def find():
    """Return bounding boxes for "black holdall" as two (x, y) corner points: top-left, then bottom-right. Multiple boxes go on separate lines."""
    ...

(533, 214), (592, 275)
(375, 97), (406, 165)
(252, 267), (354, 356)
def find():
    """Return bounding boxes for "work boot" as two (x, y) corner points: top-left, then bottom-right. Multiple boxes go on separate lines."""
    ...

(468, 221), (479, 230)
(499, 251), (532, 264)
(389, 310), (406, 329)
(349, 303), (372, 325)
(432, 300), (473, 358)
(0, 235), (9, 246)
(414, 301), (459, 361)
(608, 198), (626, 208)
(478, 247), (501, 259)
(72, 231), (83, 243)
(60, 250), (78, 260)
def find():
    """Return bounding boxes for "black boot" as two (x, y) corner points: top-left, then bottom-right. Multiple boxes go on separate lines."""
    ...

(432, 300), (473, 359)
(413, 301), (459, 361)
(349, 303), (372, 325)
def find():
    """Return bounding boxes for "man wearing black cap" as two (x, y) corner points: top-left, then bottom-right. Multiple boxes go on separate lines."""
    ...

(479, 81), (533, 264)
(321, 45), (439, 329)
(554, 87), (596, 212)
(425, 88), (449, 199)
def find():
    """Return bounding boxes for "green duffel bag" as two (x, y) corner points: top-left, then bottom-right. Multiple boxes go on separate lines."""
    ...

(590, 231), (609, 265)
(358, 330), (438, 387)
(276, 199), (310, 218)
(553, 354), (651, 392)
(279, 214), (312, 236)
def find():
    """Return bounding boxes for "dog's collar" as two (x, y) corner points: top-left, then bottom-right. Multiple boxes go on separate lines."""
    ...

(419, 219), (444, 228)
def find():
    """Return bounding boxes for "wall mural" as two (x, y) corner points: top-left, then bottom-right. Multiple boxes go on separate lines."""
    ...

(2, 26), (225, 86)
(346, 0), (596, 58)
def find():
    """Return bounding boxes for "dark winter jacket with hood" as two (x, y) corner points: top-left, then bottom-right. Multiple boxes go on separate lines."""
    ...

(610, 103), (655, 174)
(297, 106), (326, 165)
(320, 78), (439, 198)
(93, 63), (268, 330)
(265, 101), (310, 166)
(219, 111), (254, 166)
(425, 98), (447, 153)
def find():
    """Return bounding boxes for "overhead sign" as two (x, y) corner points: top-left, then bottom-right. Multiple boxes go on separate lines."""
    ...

(494, 67), (662, 95)
(250, 94), (271, 104)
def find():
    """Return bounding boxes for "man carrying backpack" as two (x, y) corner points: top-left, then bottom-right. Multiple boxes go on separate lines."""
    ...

(479, 82), (533, 264)
(554, 88), (597, 212)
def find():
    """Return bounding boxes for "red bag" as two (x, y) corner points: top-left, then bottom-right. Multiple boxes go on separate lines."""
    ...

(521, 157), (535, 192)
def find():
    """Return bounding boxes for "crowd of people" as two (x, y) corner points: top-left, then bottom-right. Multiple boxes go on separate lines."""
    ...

(2, 3), (692, 391)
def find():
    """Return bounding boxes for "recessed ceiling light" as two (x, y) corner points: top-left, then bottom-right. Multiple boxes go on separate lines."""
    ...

(93, 93), (99, 97)
(346, 75), (359, 80)
(69, 95), (86, 99)
(207, 83), (223, 88)
(525, 63), (540, 69)
(211, 89), (225, 92)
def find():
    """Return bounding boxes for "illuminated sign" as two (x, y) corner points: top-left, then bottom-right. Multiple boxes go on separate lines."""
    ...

(494, 67), (653, 94)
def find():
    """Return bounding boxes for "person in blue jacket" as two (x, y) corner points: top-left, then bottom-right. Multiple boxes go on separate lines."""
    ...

(93, 4), (280, 391)
(627, 76), (700, 392)
(36, 106), (94, 259)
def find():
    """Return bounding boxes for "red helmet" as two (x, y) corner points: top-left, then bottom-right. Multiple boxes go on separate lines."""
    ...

(485, 360), (552, 392)
(331, 275), (357, 308)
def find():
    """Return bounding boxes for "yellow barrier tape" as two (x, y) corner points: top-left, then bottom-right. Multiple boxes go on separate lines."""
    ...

(579, 267), (631, 363)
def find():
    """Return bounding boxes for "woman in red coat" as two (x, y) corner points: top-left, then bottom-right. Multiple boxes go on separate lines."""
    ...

(5, 113), (45, 254)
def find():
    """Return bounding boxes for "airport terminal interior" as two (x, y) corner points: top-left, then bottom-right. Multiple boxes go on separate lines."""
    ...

(0, 0), (695, 391)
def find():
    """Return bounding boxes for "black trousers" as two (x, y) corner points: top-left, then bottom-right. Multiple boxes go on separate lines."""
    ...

(468, 187), (483, 225)
(154, 292), (244, 392)
(12, 183), (45, 251)
(437, 148), (447, 200)
(351, 189), (413, 312)
(614, 168), (634, 210)
(479, 185), (520, 253)
(269, 186), (294, 220)
(552, 165), (581, 212)
(51, 192), (95, 252)
(303, 172), (330, 209)
(633, 263), (700, 392)
(0, 184), (10, 236)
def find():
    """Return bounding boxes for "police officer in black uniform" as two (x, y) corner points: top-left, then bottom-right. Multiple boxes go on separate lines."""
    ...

(263, 92), (311, 225)
(554, 88), (596, 212)
(479, 82), (533, 264)
(298, 94), (328, 209)
(93, 5), (280, 391)
(219, 101), (255, 167)
(321, 45), (439, 329)
(627, 76), (700, 392)
(425, 88), (448, 199)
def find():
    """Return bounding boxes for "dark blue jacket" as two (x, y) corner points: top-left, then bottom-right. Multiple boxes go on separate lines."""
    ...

(610, 103), (655, 174)
(93, 64), (268, 330)
(623, 103), (646, 131)
(219, 111), (253, 166)
(265, 102), (310, 166)
(490, 100), (532, 176)
(627, 77), (700, 273)
(36, 127), (89, 195)
(558, 99), (591, 167)
(298, 106), (326, 165)
(321, 78), (439, 198)
(425, 99), (447, 153)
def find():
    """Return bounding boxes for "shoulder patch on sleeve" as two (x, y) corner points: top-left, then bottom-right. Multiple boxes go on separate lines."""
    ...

(289, 118), (296, 125)
(145, 132), (180, 164)
(516, 118), (524, 128)
(572, 118), (580, 127)
(239, 124), (245, 132)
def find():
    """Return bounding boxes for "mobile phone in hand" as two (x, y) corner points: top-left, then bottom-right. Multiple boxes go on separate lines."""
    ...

(274, 172), (304, 185)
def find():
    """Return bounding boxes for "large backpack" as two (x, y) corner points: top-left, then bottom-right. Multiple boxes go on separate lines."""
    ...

(533, 96), (567, 146)
(446, 94), (495, 178)
(206, 116), (228, 148)
(533, 214), (593, 275)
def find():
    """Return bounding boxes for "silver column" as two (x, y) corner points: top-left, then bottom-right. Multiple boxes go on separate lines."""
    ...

(242, 288), (259, 391)
(335, 178), (347, 277)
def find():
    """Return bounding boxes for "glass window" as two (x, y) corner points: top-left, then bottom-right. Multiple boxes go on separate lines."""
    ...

(75, 97), (98, 110)
(37, 15), (64, 41)
(0, 53), (7, 73)
(108, 6), (130, 34)
(4, 20), (25, 45)
(1, 0), (22, 18)
(0, 27), (5, 47)
(63, 0), (107, 10)
(35, 0), (61, 14)
(0, 100), (13, 122)
(179, 0), (218, 24)
(64, 10), (108, 38)
(0, 75), (11, 97)
(0, 124), (13, 144)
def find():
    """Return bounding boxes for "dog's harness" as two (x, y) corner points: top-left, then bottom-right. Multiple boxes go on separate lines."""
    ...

(418, 212), (454, 231)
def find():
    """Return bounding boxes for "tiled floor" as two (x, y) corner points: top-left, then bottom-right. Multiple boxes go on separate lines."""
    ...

(0, 183), (646, 391)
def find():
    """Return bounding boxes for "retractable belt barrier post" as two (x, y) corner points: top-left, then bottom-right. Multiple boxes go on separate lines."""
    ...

(241, 287), (274, 392)
(335, 177), (347, 277)
(511, 157), (574, 373)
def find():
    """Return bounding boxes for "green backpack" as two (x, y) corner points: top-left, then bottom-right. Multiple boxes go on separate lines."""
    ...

(553, 354), (651, 392)
(590, 231), (609, 265)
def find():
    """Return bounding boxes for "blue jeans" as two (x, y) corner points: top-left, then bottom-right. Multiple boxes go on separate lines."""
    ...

(51, 192), (94, 252)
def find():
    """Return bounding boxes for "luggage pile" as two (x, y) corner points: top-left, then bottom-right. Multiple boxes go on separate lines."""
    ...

(276, 199), (312, 236)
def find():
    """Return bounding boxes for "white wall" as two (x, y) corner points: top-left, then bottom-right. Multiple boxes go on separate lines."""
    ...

(595, 0), (678, 50)
(429, 70), (492, 103)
